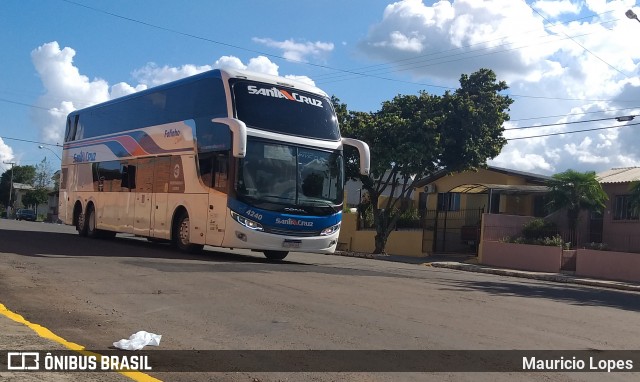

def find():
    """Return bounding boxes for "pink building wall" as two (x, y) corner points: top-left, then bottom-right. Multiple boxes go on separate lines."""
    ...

(577, 249), (640, 283)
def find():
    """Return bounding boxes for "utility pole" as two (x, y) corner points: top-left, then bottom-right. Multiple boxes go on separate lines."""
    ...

(3, 161), (16, 216)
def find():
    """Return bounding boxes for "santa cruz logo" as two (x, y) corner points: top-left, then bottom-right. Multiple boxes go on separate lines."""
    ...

(275, 217), (314, 227)
(247, 85), (324, 108)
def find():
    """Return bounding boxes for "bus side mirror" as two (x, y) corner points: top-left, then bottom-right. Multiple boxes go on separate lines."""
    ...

(342, 138), (370, 176)
(212, 117), (247, 158)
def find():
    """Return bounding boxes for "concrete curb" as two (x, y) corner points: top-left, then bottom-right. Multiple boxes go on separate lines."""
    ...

(333, 251), (640, 292)
(429, 262), (640, 293)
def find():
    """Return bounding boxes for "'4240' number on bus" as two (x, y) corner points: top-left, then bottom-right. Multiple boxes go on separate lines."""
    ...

(246, 210), (263, 221)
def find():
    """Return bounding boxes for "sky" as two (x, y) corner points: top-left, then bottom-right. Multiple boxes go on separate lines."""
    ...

(2, 0), (640, 177)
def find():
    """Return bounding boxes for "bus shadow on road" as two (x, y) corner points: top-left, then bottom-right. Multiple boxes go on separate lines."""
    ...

(438, 279), (640, 313)
(0, 228), (286, 264)
(0, 228), (423, 279)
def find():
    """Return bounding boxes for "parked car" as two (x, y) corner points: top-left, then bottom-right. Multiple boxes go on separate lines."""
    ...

(16, 209), (37, 221)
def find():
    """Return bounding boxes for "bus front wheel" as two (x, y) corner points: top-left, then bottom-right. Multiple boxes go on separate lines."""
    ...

(173, 211), (204, 254)
(263, 251), (288, 260)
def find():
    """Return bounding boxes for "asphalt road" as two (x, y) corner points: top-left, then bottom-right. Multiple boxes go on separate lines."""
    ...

(1, 219), (639, 382)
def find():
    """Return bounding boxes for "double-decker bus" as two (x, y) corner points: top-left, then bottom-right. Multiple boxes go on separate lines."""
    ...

(58, 69), (369, 260)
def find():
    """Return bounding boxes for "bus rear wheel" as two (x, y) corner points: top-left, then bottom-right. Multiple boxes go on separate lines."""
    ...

(86, 205), (98, 238)
(76, 208), (88, 237)
(173, 211), (204, 253)
(263, 251), (288, 260)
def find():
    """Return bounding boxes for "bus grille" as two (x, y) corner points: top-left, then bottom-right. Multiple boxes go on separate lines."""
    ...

(264, 227), (320, 237)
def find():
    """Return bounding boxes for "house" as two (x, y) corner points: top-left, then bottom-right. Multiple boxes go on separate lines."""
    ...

(338, 165), (551, 256)
(12, 182), (35, 210)
(596, 167), (640, 252)
(413, 165), (550, 253)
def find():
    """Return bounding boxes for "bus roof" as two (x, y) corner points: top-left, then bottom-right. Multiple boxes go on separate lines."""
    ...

(67, 68), (327, 117)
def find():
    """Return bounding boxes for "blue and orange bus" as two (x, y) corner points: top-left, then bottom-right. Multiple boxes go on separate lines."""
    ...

(59, 68), (369, 260)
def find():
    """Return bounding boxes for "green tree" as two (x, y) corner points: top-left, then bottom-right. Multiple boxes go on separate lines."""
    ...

(22, 187), (49, 214)
(338, 68), (513, 254)
(34, 157), (54, 188)
(0, 165), (36, 208)
(629, 182), (640, 216)
(545, 169), (608, 244)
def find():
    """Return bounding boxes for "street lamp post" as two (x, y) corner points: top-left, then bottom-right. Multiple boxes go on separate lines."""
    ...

(38, 145), (62, 161)
(3, 161), (16, 216)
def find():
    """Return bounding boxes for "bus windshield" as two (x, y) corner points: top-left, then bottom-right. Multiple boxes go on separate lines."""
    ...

(236, 139), (343, 214)
(231, 80), (340, 140)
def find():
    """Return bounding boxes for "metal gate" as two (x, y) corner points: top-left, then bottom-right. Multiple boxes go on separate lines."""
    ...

(423, 208), (484, 254)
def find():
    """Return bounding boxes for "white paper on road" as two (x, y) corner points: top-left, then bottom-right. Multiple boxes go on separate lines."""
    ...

(113, 331), (162, 350)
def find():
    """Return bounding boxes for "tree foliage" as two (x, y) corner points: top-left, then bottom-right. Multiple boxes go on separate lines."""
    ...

(545, 169), (608, 234)
(0, 165), (36, 208)
(337, 68), (513, 253)
(22, 187), (49, 211)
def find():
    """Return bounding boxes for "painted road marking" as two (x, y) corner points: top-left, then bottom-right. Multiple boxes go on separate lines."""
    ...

(0, 302), (161, 382)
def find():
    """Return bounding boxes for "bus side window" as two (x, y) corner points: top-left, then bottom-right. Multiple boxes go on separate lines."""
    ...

(74, 115), (84, 140)
(121, 162), (137, 190)
(214, 152), (229, 192)
(198, 154), (214, 188)
(65, 115), (79, 142)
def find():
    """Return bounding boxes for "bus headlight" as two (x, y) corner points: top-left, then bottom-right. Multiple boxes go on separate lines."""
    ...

(231, 211), (264, 231)
(320, 222), (340, 236)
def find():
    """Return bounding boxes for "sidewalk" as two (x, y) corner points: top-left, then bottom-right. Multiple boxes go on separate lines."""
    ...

(333, 251), (640, 293)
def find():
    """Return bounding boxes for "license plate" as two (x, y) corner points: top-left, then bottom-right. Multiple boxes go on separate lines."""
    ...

(283, 239), (302, 248)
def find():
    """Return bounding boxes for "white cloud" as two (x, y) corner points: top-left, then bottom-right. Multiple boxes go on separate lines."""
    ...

(360, 0), (640, 175)
(132, 63), (213, 87)
(532, 0), (581, 18)
(0, 138), (14, 171)
(31, 42), (317, 144)
(252, 37), (334, 62)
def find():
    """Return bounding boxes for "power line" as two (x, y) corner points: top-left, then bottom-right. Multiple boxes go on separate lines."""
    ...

(505, 115), (637, 130)
(529, 4), (628, 78)
(0, 136), (62, 147)
(313, 10), (616, 82)
(58, 0), (632, 103)
(506, 121), (640, 140)
(510, 106), (640, 122)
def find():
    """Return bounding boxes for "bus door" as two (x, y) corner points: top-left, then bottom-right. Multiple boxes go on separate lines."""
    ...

(151, 156), (171, 239)
(133, 157), (153, 237)
(200, 152), (228, 246)
(118, 160), (136, 233)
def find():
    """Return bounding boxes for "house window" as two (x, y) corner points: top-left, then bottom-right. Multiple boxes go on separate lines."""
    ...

(613, 195), (639, 220)
(437, 192), (460, 211)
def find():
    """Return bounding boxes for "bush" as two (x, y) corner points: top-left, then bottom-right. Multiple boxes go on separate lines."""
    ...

(584, 242), (609, 251)
(396, 207), (421, 229)
(521, 218), (558, 240)
(501, 234), (567, 248)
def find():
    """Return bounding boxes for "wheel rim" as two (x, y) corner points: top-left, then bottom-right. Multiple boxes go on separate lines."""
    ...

(179, 218), (190, 245)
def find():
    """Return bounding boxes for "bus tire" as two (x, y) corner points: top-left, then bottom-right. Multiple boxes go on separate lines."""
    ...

(86, 205), (99, 238)
(263, 251), (288, 260)
(76, 208), (88, 237)
(173, 211), (203, 253)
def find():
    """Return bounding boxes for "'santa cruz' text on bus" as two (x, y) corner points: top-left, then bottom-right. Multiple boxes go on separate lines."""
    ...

(247, 85), (323, 108)
(73, 151), (97, 163)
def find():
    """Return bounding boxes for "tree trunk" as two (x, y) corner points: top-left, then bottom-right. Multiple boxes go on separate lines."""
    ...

(373, 232), (387, 254)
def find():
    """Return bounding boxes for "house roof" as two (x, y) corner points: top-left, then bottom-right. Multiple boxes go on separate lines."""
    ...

(414, 165), (551, 189)
(12, 182), (35, 191)
(597, 167), (640, 184)
(448, 183), (550, 194)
